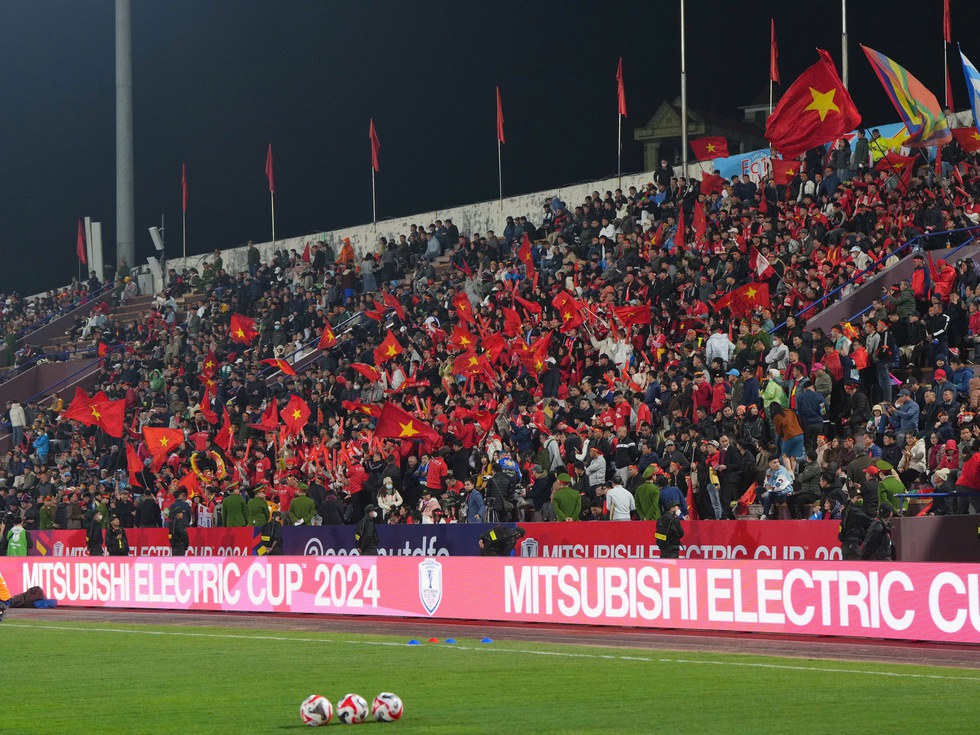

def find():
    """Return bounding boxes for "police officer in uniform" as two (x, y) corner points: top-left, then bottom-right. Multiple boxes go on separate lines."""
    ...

(259, 511), (284, 555)
(655, 500), (685, 558)
(169, 507), (189, 556)
(478, 525), (526, 556)
(860, 502), (895, 560)
(838, 489), (872, 560)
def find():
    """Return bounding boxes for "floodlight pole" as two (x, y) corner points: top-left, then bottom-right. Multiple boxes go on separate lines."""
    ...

(115, 0), (135, 269)
(680, 0), (688, 175)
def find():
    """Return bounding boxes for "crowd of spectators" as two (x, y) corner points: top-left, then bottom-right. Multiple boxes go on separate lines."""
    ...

(2, 129), (980, 555)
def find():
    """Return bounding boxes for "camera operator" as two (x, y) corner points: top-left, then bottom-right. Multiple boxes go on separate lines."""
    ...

(483, 463), (513, 523)
(105, 516), (130, 556)
(478, 525), (526, 556)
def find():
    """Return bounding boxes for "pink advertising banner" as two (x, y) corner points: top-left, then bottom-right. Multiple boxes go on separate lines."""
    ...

(519, 520), (841, 560)
(1, 557), (978, 644)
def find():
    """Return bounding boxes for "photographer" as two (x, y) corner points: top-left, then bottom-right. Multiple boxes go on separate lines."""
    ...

(105, 516), (130, 556)
(483, 463), (513, 523)
(478, 525), (526, 556)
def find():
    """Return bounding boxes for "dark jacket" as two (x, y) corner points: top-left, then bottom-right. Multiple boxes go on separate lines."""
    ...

(655, 512), (684, 556)
(860, 518), (893, 560)
(136, 497), (162, 527)
(259, 519), (283, 555)
(169, 515), (189, 553)
(105, 526), (130, 556)
(317, 494), (346, 525)
(355, 514), (379, 554)
(86, 518), (104, 552)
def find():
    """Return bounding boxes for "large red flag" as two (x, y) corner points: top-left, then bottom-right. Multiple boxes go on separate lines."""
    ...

(448, 325), (477, 351)
(616, 57), (627, 117)
(369, 118), (381, 172)
(374, 403), (441, 444)
(318, 322), (337, 349)
(374, 331), (403, 364)
(351, 363), (381, 382)
(142, 427), (185, 456)
(65, 388), (125, 437)
(518, 233), (535, 281)
(748, 247), (776, 279)
(674, 206), (686, 249)
(764, 49), (861, 159)
(281, 395), (311, 436)
(247, 402), (279, 433)
(453, 292), (476, 324)
(513, 293), (543, 320)
(715, 282), (771, 317)
(262, 358), (297, 377)
(771, 158), (800, 185)
(382, 291), (405, 320)
(216, 409), (235, 454)
(692, 199), (707, 243)
(229, 313), (258, 344)
(502, 306), (523, 337)
(690, 137), (729, 161)
(76, 219), (86, 265)
(182, 163), (187, 213)
(496, 86), (505, 144)
(770, 18), (779, 84)
(126, 443), (143, 488)
(944, 0), (951, 43)
(265, 144), (274, 193)
(700, 170), (726, 195)
(613, 305), (652, 328)
(552, 291), (585, 332)
(953, 127), (980, 152)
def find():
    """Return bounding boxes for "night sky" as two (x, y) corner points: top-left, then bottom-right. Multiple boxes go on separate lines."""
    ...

(1, 0), (977, 294)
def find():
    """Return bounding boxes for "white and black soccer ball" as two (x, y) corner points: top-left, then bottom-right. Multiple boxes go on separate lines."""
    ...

(372, 692), (404, 722)
(336, 693), (369, 724)
(299, 694), (333, 727)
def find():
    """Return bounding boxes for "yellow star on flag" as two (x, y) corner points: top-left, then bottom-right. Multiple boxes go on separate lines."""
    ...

(205, 360), (215, 370)
(563, 312), (572, 320)
(745, 286), (758, 300)
(460, 336), (471, 345)
(291, 409), (302, 420)
(706, 142), (716, 153)
(159, 436), (170, 447)
(534, 359), (544, 372)
(971, 131), (980, 141)
(786, 167), (796, 177)
(235, 328), (245, 338)
(804, 87), (840, 122)
(468, 356), (479, 366)
(90, 406), (102, 420)
(387, 344), (398, 356)
(398, 420), (420, 438)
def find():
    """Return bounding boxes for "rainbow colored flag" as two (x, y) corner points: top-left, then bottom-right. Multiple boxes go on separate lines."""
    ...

(862, 46), (950, 148)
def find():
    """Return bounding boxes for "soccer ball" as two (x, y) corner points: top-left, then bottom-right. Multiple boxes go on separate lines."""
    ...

(299, 694), (333, 727)
(336, 693), (369, 724)
(372, 692), (404, 722)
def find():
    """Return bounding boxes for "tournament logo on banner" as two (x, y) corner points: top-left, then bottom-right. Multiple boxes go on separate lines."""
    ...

(418, 559), (443, 616)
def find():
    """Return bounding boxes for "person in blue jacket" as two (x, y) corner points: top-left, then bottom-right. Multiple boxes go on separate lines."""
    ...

(32, 428), (50, 466)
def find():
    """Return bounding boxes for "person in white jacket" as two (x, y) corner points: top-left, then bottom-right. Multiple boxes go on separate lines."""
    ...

(585, 447), (607, 490)
(705, 327), (735, 367)
(7, 401), (25, 449)
(765, 336), (790, 372)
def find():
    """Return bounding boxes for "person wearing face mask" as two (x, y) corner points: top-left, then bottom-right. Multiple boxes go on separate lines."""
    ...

(655, 500), (685, 558)
(355, 504), (380, 555)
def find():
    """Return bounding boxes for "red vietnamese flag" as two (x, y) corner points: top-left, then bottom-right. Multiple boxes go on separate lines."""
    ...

(483, 333), (508, 364)
(198, 384), (219, 425)
(502, 306), (522, 337)
(302, 242), (311, 262)
(341, 400), (382, 418)
(518, 233), (535, 280)
(318, 321), (337, 349)
(202, 350), (219, 377)
(199, 371), (217, 394)
(613, 305), (652, 328)
(281, 395), (311, 436)
(182, 163), (188, 213)
(90, 391), (125, 438)
(177, 472), (202, 498)
(374, 331), (403, 364)
(690, 137), (729, 161)
(262, 357), (296, 376)
(216, 409), (235, 454)
(265, 144), (274, 193)
(771, 158), (800, 185)
(125, 442), (143, 488)
(513, 293), (543, 320)
(748, 247), (776, 279)
(247, 401), (279, 433)
(764, 49), (860, 159)
(369, 118), (381, 172)
(382, 291), (406, 320)
(692, 199), (707, 242)
(944, 0), (952, 43)
(453, 291), (476, 324)
(952, 127), (980, 153)
(64, 387), (98, 424)
(616, 57), (627, 117)
(76, 220), (86, 265)
(374, 402), (441, 444)
(651, 220), (665, 246)
(453, 351), (483, 377)
(496, 86), (505, 144)
(143, 427), (185, 456)
(770, 18), (779, 84)
(874, 151), (916, 191)
(229, 313), (258, 344)
(448, 324), (477, 351)
(715, 282), (771, 317)
(700, 170), (726, 195)
(674, 206), (686, 249)
(552, 291), (585, 332)
(351, 363), (381, 382)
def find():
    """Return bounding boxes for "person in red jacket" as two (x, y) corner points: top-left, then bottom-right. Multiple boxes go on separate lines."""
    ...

(425, 447), (449, 492)
(691, 372), (712, 424)
(933, 259), (957, 301)
(954, 445), (980, 514)
(710, 373), (729, 414)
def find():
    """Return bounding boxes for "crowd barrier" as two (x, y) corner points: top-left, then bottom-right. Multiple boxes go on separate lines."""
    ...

(25, 521), (840, 560)
(1, 556), (977, 644)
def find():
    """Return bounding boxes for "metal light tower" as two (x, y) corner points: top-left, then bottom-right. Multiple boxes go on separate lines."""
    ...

(116, 0), (135, 270)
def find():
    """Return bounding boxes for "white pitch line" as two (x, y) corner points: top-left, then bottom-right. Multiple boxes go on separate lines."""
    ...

(9, 622), (980, 683)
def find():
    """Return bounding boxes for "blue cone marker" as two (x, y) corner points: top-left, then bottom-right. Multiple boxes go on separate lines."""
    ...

(408, 639), (421, 645)
(480, 637), (494, 644)
(444, 638), (457, 644)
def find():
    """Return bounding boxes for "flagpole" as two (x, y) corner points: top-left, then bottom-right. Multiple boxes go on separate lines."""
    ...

(617, 112), (622, 187)
(182, 210), (186, 259)
(498, 139), (503, 208)
(270, 190), (276, 243)
(371, 167), (377, 224)
(680, 0), (688, 175)
(769, 80), (773, 117)
(841, 0), (848, 88)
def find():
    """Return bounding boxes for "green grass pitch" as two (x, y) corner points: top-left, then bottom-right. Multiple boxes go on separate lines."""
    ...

(1, 619), (977, 734)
